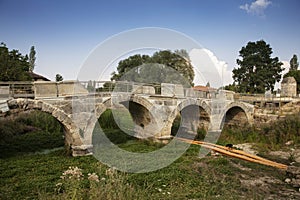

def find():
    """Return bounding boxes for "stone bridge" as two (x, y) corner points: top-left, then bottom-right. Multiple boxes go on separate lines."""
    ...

(1, 81), (254, 156)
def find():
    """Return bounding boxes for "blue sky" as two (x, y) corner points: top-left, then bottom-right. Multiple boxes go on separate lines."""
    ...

(1, 0), (300, 85)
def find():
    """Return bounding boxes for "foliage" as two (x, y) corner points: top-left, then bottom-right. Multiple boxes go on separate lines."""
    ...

(151, 50), (194, 86)
(283, 69), (300, 94)
(111, 54), (150, 81)
(54, 166), (141, 200)
(0, 143), (288, 199)
(55, 73), (63, 82)
(96, 82), (115, 92)
(0, 43), (31, 81)
(170, 114), (206, 140)
(96, 109), (136, 144)
(289, 54), (299, 71)
(224, 83), (238, 92)
(0, 111), (64, 158)
(233, 40), (283, 93)
(220, 113), (300, 150)
(29, 46), (36, 72)
(111, 50), (195, 87)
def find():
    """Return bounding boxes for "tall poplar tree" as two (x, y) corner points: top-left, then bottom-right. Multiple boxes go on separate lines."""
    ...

(29, 46), (36, 72)
(289, 54), (299, 71)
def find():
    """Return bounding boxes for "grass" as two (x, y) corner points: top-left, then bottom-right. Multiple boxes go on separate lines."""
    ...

(0, 143), (289, 199)
(0, 111), (64, 158)
(0, 110), (299, 199)
(219, 113), (300, 151)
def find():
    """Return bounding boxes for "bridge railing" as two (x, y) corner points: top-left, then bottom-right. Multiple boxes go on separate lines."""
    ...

(234, 93), (298, 102)
(79, 81), (232, 99)
(0, 80), (234, 100)
(0, 82), (34, 99)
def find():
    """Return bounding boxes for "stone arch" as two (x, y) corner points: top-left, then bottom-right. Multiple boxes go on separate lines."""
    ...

(169, 99), (211, 138)
(6, 98), (82, 147)
(94, 96), (158, 139)
(129, 95), (154, 112)
(222, 102), (254, 128)
(177, 99), (211, 116)
(96, 96), (155, 123)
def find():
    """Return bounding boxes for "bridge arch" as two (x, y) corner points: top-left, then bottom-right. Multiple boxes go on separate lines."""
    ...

(170, 99), (211, 138)
(6, 98), (82, 147)
(222, 102), (254, 128)
(94, 96), (158, 138)
(177, 99), (211, 115)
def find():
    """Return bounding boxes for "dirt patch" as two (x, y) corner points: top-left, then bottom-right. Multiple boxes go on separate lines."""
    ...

(234, 143), (258, 155)
(269, 149), (300, 163)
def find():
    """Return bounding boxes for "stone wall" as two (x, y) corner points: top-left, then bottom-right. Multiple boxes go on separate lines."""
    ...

(0, 86), (10, 99)
(57, 81), (89, 96)
(161, 83), (184, 97)
(34, 81), (88, 99)
(132, 85), (155, 95)
(34, 81), (58, 98)
(281, 77), (297, 97)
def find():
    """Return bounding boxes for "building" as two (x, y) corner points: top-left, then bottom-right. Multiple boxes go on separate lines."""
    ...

(28, 72), (50, 81)
(281, 77), (297, 97)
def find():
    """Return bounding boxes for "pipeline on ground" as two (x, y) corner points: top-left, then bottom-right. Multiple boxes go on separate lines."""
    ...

(176, 137), (288, 170)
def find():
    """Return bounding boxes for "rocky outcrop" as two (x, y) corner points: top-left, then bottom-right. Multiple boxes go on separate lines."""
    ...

(286, 166), (300, 189)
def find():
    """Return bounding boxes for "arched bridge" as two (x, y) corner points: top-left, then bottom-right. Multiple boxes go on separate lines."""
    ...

(1, 81), (254, 156)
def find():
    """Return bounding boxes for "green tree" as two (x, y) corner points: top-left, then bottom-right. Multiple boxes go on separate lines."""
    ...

(111, 54), (150, 81)
(29, 46), (36, 72)
(224, 83), (238, 92)
(111, 50), (194, 86)
(289, 54), (299, 71)
(151, 50), (194, 86)
(284, 70), (300, 94)
(55, 74), (63, 82)
(0, 43), (31, 81)
(206, 82), (210, 88)
(233, 40), (283, 93)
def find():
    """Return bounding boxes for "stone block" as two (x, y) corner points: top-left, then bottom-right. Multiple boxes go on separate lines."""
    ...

(161, 83), (184, 97)
(281, 77), (297, 97)
(132, 85), (155, 95)
(58, 81), (89, 97)
(34, 81), (58, 98)
(0, 86), (10, 99)
(0, 100), (9, 112)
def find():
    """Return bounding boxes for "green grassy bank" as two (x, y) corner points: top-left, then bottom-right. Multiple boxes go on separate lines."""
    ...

(0, 110), (299, 199)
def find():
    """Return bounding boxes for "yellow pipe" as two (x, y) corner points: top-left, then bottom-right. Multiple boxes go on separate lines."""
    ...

(176, 137), (288, 170)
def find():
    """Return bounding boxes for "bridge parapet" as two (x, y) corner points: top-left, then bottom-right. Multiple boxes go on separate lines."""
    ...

(34, 81), (89, 99)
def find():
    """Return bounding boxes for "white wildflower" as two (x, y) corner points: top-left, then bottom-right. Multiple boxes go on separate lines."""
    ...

(60, 166), (84, 180)
(88, 172), (99, 182)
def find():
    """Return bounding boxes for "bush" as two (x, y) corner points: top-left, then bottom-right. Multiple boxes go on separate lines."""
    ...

(220, 113), (300, 150)
(0, 111), (64, 158)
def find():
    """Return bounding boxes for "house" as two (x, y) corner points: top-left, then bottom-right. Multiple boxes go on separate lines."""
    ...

(192, 85), (217, 98)
(28, 72), (50, 81)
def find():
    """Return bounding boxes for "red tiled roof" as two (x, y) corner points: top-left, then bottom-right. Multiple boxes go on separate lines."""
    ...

(28, 72), (50, 81)
(193, 85), (216, 92)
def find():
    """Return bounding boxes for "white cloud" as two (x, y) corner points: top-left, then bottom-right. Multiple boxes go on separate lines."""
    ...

(189, 48), (233, 88)
(240, 0), (272, 16)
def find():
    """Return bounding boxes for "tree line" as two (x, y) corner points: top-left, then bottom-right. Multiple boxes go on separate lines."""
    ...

(1, 41), (298, 94)
(0, 43), (63, 82)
